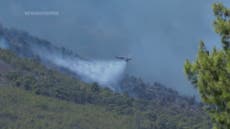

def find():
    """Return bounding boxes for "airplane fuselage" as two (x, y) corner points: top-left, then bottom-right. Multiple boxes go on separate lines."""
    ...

(115, 56), (132, 62)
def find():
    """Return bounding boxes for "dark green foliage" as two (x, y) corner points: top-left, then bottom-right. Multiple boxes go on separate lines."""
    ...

(0, 49), (211, 129)
(184, 3), (230, 129)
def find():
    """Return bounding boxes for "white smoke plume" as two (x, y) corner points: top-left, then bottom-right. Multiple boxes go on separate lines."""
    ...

(0, 36), (127, 90)
(38, 51), (127, 90)
(53, 58), (127, 89)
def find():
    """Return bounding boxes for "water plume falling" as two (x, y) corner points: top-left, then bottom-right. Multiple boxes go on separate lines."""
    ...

(0, 35), (128, 90)
(53, 57), (127, 90)
(29, 45), (128, 89)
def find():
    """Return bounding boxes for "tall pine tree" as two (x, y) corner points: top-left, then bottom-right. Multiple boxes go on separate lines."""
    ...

(184, 3), (230, 129)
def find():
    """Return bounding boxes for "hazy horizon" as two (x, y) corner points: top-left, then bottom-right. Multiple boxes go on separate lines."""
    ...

(1, 0), (230, 97)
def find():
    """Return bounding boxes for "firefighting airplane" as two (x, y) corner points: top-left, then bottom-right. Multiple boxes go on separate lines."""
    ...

(115, 56), (132, 62)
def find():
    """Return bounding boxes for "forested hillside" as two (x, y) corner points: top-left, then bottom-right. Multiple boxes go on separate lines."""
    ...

(121, 76), (198, 107)
(0, 87), (134, 129)
(0, 48), (211, 129)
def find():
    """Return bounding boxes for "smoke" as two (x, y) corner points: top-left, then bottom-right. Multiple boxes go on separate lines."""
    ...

(53, 58), (127, 90)
(0, 37), (127, 90)
(1, 0), (230, 96)
(29, 44), (128, 89)
(42, 52), (127, 90)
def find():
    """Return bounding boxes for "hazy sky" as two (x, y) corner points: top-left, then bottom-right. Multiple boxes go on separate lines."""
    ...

(0, 0), (230, 96)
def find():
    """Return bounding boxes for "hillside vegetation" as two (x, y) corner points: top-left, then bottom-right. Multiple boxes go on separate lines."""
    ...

(0, 48), (211, 129)
(0, 25), (202, 109)
(0, 86), (134, 129)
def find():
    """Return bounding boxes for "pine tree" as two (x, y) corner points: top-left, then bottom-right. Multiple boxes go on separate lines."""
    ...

(184, 3), (230, 129)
